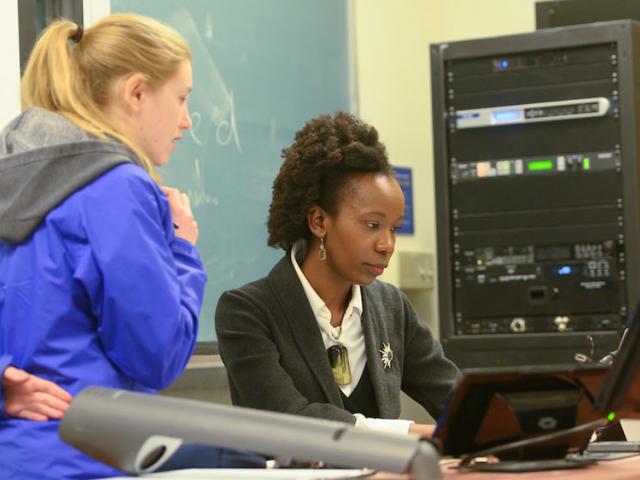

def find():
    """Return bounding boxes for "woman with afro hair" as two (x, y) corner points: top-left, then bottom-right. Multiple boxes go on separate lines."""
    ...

(216, 112), (460, 436)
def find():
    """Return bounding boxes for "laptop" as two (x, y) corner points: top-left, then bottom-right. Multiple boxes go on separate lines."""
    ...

(433, 363), (608, 464)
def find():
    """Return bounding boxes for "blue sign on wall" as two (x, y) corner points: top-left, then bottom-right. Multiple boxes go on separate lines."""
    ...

(392, 166), (414, 235)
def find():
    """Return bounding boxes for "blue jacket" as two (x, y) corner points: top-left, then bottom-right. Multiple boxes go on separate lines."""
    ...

(0, 110), (207, 478)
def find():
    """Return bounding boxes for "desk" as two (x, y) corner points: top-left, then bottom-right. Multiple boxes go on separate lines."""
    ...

(442, 455), (640, 479)
(103, 458), (640, 480)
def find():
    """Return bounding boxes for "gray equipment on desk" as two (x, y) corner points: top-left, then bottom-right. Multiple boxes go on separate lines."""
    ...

(59, 387), (442, 479)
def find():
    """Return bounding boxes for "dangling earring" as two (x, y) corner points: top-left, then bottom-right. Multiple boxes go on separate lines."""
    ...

(319, 236), (327, 261)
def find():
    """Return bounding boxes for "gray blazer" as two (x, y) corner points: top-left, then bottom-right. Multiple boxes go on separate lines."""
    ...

(215, 254), (460, 424)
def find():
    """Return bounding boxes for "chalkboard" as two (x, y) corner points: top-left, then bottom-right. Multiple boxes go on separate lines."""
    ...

(111, 1), (353, 340)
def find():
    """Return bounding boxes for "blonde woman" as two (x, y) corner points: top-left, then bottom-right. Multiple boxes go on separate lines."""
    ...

(0, 14), (206, 479)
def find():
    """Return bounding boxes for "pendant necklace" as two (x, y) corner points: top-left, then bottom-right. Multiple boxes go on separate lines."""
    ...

(326, 323), (352, 385)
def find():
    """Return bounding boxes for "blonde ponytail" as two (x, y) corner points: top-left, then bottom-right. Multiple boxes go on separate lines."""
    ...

(21, 21), (77, 113)
(21, 14), (192, 183)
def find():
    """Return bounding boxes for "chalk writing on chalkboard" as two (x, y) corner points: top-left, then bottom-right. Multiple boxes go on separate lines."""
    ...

(111, 1), (353, 340)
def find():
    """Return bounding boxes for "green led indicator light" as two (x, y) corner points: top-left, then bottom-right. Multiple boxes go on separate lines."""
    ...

(608, 411), (617, 422)
(583, 157), (591, 170)
(528, 160), (554, 171)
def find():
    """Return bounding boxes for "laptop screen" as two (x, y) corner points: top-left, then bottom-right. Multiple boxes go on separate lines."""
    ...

(433, 365), (608, 458)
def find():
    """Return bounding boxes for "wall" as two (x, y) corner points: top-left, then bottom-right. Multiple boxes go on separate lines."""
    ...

(442, 0), (537, 41)
(82, 0), (110, 25)
(0, 1), (20, 128)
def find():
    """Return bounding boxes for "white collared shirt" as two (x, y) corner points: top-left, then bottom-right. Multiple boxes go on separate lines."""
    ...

(291, 242), (413, 434)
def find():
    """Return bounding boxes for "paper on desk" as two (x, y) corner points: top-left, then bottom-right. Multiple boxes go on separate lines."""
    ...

(102, 468), (374, 480)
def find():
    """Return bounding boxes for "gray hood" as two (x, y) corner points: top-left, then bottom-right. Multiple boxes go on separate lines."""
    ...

(0, 107), (141, 244)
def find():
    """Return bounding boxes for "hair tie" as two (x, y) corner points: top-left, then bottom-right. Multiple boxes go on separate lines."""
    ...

(70, 25), (84, 43)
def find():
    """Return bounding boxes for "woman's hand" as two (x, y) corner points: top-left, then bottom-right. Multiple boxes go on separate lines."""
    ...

(3, 367), (72, 421)
(161, 187), (199, 245)
(409, 422), (436, 439)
